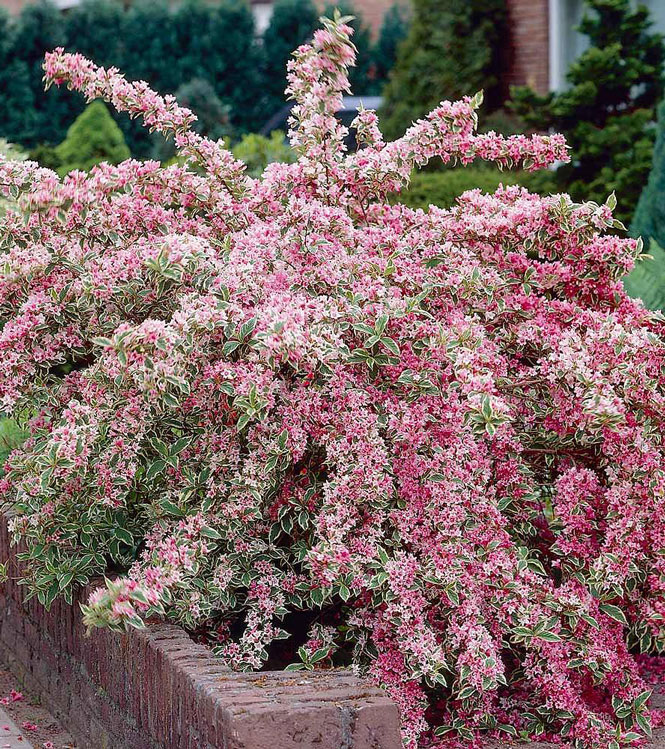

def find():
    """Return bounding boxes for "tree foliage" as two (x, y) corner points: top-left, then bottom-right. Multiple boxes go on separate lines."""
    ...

(511, 0), (665, 226)
(633, 97), (665, 250)
(380, 0), (508, 139)
(372, 3), (410, 87)
(623, 239), (665, 310)
(0, 0), (262, 156)
(231, 130), (295, 178)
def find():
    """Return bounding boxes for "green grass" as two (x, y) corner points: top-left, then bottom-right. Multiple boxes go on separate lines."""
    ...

(0, 417), (27, 470)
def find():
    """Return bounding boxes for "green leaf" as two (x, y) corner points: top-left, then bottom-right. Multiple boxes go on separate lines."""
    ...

(159, 499), (184, 517)
(200, 526), (222, 540)
(381, 337), (400, 356)
(634, 689), (652, 710)
(114, 528), (133, 545)
(223, 340), (241, 356)
(58, 572), (74, 591)
(145, 460), (166, 481)
(599, 604), (628, 626)
(240, 317), (257, 340)
(374, 314), (389, 335)
(536, 631), (562, 642)
(236, 413), (251, 432)
(170, 436), (192, 456)
(309, 647), (330, 664)
(635, 711), (652, 738)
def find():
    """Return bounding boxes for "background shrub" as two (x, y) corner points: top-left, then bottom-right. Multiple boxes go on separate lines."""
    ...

(394, 166), (558, 210)
(633, 96), (665, 251)
(54, 100), (130, 176)
(623, 239), (665, 310)
(371, 3), (410, 90)
(231, 130), (296, 178)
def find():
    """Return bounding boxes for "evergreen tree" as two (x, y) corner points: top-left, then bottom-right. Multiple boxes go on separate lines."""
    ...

(380, 0), (508, 139)
(632, 97), (665, 250)
(152, 78), (233, 162)
(64, 0), (125, 68)
(172, 0), (263, 131)
(118, 0), (178, 155)
(262, 0), (318, 115)
(0, 10), (37, 144)
(54, 100), (130, 175)
(9, 1), (76, 147)
(511, 0), (665, 226)
(372, 3), (409, 89)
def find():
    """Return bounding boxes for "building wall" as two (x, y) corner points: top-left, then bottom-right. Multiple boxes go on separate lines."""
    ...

(0, 0), (28, 13)
(348, 0), (393, 36)
(505, 0), (550, 93)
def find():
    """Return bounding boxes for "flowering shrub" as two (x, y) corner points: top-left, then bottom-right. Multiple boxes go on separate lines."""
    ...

(1, 14), (664, 748)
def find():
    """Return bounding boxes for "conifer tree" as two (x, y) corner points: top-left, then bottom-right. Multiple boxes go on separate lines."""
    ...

(511, 0), (665, 226)
(632, 97), (665, 250)
(262, 0), (319, 115)
(380, 0), (507, 139)
(372, 3), (409, 89)
(8, 1), (75, 147)
(54, 100), (130, 175)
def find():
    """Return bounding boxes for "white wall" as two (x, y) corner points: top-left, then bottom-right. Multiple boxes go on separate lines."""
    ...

(252, 2), (274, 36)
(550, 0), (665, 91)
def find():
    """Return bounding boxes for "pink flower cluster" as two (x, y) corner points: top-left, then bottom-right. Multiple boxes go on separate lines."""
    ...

(1, 13), (663, 748)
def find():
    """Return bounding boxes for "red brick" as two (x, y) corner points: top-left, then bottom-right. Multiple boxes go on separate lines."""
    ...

(504, 0), (550, 93)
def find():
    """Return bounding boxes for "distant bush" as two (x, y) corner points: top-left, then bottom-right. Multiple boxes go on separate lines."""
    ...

(395, 166), (557, 210)
(232, 130), (295, 177)
(372, 3), (410, 88)
(381, 0), (508, 139)
(0, 418), (25, 474)
(54, 100), (130, 176)
(633, 97), (665, 251)
(0, 0), (263, 156)
(0, 137), (25, 163)
(153, 78), (233, 162)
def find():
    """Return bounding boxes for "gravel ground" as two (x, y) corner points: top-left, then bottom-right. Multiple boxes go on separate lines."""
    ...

(0, 666), (75, 749)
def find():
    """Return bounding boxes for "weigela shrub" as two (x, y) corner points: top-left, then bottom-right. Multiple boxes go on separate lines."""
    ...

(1, 15), (664, 748)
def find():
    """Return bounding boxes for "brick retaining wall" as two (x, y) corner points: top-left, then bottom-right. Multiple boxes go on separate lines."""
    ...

(0, 516), (401, 749)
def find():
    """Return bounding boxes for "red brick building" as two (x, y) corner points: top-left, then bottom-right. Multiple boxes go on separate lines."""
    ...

(507, 0), (665, 93)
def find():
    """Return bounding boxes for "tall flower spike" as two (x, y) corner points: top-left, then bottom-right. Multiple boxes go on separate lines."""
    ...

(286, 11), (355, 163)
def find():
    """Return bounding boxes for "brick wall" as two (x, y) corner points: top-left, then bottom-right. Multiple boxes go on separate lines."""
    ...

(0, 0), (29, 14)
(505, 0), (550, 93)
(0, 516), (402, 749)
